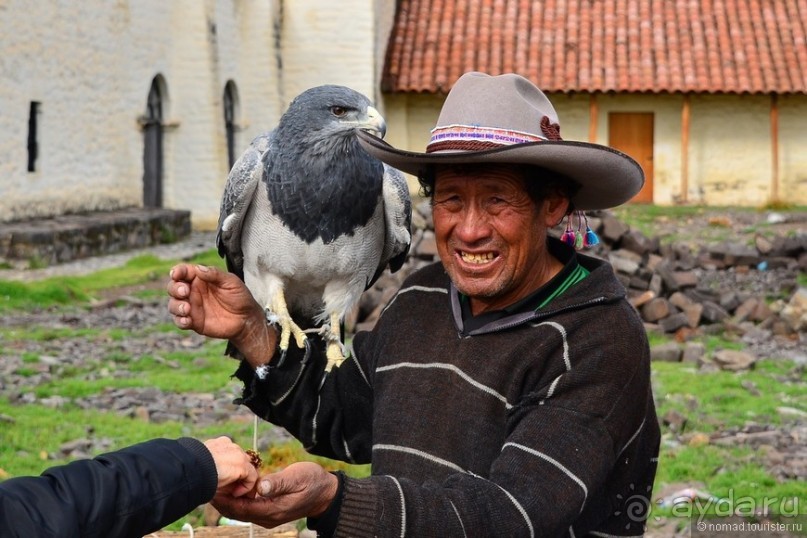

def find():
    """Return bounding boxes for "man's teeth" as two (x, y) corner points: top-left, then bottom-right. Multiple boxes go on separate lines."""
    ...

(461, 252), (495, 264)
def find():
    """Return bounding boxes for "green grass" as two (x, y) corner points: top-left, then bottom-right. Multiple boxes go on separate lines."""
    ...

(28, 353), (241, 400)
(651, 358), (807, 517)
(611, 205), (716, 239)
(653, 359), (805, 431)
(0, 397), (367, 530)
(0, 325), (123, 342)
(0, 249), (369, 529)
(0, 399), (247, 478)
(0, 250), (224, 313)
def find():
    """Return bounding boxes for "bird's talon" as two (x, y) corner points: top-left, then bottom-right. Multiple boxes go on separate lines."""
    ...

(300, 338), (313, 365)
(275, 348), (288, 368)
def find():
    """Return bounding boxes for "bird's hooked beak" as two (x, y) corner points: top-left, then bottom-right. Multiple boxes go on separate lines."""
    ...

(359, 106), (387, 139)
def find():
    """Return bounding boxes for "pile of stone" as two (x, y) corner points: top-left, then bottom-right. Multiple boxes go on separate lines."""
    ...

(353, 201), (806, 369)
(597, 212), (805, 333)
(594, 210), (805, 369)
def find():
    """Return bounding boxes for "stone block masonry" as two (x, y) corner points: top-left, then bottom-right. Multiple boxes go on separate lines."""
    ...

(0, 208), (191, 266)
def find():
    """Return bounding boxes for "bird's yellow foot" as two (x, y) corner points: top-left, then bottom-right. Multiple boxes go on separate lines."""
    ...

(324, 340), (348, 372)
(322, 311), (347, 372)
(265, 308), (308, 367)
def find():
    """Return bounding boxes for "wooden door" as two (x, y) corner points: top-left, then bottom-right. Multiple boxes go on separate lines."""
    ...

(608, 113), (654, 203)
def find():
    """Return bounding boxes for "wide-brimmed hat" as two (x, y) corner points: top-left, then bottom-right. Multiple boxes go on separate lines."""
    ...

(356, 72), (644, 210)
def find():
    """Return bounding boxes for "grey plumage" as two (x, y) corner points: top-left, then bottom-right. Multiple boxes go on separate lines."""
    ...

(216, 85), (411, 370)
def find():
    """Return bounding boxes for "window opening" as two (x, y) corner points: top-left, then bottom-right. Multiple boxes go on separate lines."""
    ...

(223, 82), (236, 169)
(27, 101), (40, 172)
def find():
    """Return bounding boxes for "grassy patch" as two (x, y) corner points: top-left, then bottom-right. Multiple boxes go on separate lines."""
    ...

(27, 341), (238, 399)
(651, 358), (807, 516)
(0, 398), (367, 480)
(611, 205), (714, 240)
(653, 359), (805, 431)
(0, 325), (114, 342)
(653, 444), (805, 517)
(0, 397), (368, 530)
(0, 250), (224, 313)
(0, 279), (90, 311)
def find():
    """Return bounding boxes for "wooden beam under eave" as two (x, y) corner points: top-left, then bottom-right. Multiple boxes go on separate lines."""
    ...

(588, 93), (598, 143)
(681, 94), (690, 203)
(771, 93), (780, 203)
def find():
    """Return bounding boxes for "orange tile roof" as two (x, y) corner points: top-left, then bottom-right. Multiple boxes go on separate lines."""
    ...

(382, 0), (807, 94)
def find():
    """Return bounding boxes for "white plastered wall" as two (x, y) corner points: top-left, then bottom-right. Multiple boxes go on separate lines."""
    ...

(0, 0), (279, 228)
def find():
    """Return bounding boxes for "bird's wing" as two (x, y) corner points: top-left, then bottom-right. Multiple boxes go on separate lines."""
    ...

(368, 164), (412, 289)
(216, 132), (272, 278)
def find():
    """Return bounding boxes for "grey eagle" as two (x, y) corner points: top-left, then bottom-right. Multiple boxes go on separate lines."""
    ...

(216, 85), (411, 371)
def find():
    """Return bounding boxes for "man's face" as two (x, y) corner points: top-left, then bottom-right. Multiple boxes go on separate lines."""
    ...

(432, 165), (566, 315)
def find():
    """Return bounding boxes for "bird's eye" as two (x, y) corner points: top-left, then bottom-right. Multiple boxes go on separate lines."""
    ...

(330, 106), (347, 117)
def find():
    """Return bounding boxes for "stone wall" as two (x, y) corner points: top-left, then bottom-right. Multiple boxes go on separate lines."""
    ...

(0, 209), (191, 266)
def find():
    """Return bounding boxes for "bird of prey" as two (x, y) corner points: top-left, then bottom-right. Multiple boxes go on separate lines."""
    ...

(216, 85), (411, 372)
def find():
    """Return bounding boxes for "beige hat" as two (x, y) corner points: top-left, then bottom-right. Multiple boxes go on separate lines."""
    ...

(356, 71), (644, 210)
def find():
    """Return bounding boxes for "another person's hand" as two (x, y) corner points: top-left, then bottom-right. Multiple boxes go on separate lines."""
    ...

(212, 462), (338, 528)
(203, 437), (260, 497)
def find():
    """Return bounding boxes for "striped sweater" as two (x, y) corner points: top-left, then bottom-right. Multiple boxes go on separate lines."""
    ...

(234, 247), (660, 537)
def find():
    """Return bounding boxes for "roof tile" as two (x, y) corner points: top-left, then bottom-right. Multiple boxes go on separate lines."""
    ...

(382, 0), (807, 94)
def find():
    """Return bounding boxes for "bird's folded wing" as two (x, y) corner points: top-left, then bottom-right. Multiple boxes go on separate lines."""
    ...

(371, 164), (412, 288)
(216, 132), (273, 275)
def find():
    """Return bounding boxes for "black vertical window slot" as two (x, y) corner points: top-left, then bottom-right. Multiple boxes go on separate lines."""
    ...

(27, 101), (40, 172)
(224, 83), (236, 170)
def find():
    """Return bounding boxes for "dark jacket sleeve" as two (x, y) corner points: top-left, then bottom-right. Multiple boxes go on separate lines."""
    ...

(0, 437), (217, 538)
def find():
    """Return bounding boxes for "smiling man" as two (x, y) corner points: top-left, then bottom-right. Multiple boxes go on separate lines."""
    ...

(167, 72), (660, 537)
(431, 164), (571, 316)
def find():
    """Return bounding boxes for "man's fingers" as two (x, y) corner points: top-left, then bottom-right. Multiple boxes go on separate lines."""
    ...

(193, 264), (245, 292)
(167, 298), (187, 316)
(257, 466), (302, 497)
(229, 480), (257, 498)
(192, 264), (220, 283)
(257, 479), (273, 497)
(168, 263), (193, 281)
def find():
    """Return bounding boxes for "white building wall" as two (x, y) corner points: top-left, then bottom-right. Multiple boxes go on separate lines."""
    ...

(280, 0), (378, 104)
(387, 89), (807, 207)
(687, 94), (769, 206)
(0, 0), (279, 229)
(3, 0), (803, 225)
(779, 95), (807, 204)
